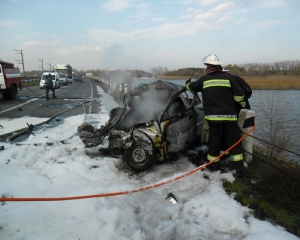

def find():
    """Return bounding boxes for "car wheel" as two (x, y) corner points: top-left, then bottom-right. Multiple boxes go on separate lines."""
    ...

(124, 141), (157, 172)
(108, 135), (124, 158)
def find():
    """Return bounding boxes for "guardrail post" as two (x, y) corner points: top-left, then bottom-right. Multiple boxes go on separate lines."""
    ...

(238, 109), (255, 163)
(119, 82), (122, 92)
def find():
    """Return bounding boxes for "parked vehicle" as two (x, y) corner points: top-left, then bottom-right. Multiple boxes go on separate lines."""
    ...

(40, 72), (60, 89)
(75, 75), (82, 81)
(68, 76), (73, 85)
(78, 80), (205, 172)
(55, 64), (72, 85)
(0, 60), (22, 100)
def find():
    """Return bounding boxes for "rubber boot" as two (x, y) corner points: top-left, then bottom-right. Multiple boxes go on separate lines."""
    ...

(231, 161), (246, 178)
(207, 161), (220, 171)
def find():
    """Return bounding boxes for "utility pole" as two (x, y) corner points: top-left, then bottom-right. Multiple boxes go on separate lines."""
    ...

(38, 58), (44, 72)
(47, 63), (51, 72)
(14, 49), (26, 77)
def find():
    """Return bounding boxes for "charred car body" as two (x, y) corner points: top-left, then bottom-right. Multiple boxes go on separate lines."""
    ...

(78, 80), (205, 171)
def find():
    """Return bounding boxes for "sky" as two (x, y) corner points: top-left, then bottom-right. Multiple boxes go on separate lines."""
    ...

(0, 0), (300, 72)
(0, 85), (300, 239)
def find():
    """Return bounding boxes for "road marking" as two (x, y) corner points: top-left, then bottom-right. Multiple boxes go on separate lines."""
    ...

(87, 79), (94, 114)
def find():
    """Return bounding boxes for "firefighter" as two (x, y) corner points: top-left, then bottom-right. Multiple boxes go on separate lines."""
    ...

(186, 54), (246, 178)
(45, 73), (56, 101)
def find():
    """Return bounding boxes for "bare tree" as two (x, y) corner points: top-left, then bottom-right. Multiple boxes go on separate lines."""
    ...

(255, 87), (297, 158)
(151, 66), (168, 77)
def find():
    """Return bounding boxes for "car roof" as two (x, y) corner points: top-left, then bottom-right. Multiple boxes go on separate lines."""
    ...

(124, 80), (185, 106)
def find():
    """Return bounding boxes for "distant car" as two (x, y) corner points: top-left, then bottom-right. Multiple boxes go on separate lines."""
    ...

(68, 76), (73, 85)
(40, 72), (60, 89)
(75, 75), (82, 81)
(78, 80), (205, 172)
(58, 73), (69, 85)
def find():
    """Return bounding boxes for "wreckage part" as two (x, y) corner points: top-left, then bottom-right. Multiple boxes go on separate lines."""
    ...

(77, 122), (106, 147)
(108, 134), (124, 158)
(124, 140), (157, 172)
(134, 128), (164, 160)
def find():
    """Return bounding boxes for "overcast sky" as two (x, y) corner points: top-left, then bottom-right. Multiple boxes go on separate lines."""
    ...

(0, 0), (299, 72)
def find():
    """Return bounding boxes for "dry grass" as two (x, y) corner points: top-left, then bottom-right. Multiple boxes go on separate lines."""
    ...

(242, 75), (300, 90)
(158, 75), (300, 90)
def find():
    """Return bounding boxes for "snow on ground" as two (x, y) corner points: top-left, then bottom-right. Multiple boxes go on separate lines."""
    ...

(0, 86), (299, 240)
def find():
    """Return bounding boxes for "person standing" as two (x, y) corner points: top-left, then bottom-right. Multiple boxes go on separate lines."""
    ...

(45, 73), (56, 101)
(186, 54), (246, 177)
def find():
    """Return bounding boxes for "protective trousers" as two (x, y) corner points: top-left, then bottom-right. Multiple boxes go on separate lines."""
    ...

(207, 121), (243, 165)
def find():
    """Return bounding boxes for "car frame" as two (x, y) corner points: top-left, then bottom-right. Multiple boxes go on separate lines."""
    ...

(78, 80), (205, 172)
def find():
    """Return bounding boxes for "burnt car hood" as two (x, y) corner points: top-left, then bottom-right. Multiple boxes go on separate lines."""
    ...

(77, 80), (185, 147)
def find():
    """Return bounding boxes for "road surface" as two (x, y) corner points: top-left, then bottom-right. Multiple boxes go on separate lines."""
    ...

(0, 78), (101, 119)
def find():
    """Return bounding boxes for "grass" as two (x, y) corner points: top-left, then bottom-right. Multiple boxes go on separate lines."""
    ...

(223, 149), (300, 237)
(22, 82), (39, 87)
(158, 75), (300, 90)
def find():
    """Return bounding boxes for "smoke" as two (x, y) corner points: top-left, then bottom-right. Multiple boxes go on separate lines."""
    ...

(116, 81), (174, 128)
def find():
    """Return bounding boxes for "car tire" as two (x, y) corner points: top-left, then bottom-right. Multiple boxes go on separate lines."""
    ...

(124, 140), (157, 172)
(3, 85), (17, 100)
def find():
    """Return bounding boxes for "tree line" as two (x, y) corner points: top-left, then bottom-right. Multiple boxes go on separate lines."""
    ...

(160, 60), (300, 78)
(225, 60), (300, 77)
(24, 68), (152, 79)
(24, 60), (300, 78)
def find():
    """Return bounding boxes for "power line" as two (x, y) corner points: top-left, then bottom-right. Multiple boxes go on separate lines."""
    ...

(242, 131), (300, 157)
(46, 63), (51, 71)
(38, 58), (44, 72)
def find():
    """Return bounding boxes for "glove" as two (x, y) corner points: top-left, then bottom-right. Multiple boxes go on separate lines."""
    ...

(201, 119), (210, 143)
(186, 78), (191, 85)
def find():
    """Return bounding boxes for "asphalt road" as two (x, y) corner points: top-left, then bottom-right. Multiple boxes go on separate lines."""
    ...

(0, 78), (102, 119)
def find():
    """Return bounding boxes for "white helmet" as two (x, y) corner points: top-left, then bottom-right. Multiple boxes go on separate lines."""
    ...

(202, 54), (223, 65)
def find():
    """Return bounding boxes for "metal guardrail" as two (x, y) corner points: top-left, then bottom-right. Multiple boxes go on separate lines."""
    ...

(22, 76), (40, 84)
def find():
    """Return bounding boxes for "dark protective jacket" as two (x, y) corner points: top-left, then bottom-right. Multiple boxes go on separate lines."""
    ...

(45, 75), (53, 88)
(229, 74), (252, 110)
(187, 71), (245, 121)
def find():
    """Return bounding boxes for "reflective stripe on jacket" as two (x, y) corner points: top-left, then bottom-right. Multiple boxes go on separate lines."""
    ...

(187, 72), (244, 122)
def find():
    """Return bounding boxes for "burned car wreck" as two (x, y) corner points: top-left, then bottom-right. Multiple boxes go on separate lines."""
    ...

(77, 80), (205, 172)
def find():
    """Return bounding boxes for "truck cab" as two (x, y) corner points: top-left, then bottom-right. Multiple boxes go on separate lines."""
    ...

(0, 60), (22, 100)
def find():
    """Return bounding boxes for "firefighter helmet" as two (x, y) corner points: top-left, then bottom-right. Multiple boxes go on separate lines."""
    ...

(202, 54), (223, 65)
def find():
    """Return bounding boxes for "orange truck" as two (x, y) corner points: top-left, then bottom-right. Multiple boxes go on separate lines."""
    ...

(0, 60), (22, 100)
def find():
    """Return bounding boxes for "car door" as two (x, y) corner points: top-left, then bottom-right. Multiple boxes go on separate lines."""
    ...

(161, 92), (199, 153)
